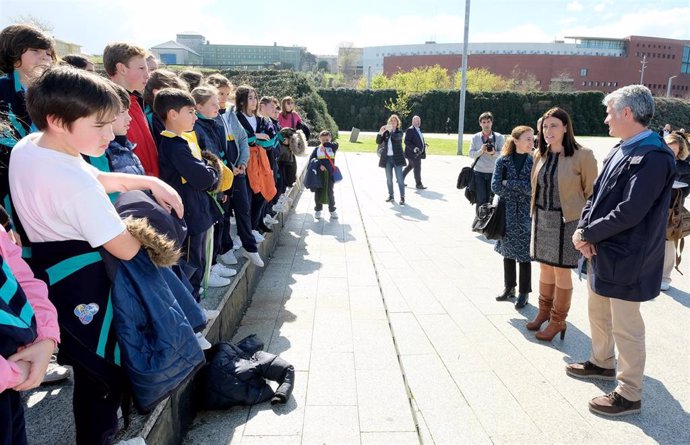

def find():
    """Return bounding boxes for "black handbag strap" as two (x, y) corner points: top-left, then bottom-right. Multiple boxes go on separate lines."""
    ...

(470, 157), (479, 170)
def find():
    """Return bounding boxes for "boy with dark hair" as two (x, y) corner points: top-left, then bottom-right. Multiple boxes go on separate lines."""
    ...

(60, 54), (94, 72)
(154, 88), (223, 296)
(9, 65), (182, 444)
(103, 42), (159, 177)
(106, 84), (144, 175)
(179, 69), (204, 91)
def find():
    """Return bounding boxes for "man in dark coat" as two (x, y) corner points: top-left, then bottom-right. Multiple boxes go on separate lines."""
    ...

(567, 85), (675, 417)
(402, 115), (427, 189)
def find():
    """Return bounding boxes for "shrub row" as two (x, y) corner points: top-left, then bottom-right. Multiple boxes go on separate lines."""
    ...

(318, 89), (690, 136)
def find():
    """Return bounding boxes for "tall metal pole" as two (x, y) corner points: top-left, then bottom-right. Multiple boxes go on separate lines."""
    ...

(667, 75), (677, 97)
(639, 55), (648, 85)
(457, 0), (471, 155)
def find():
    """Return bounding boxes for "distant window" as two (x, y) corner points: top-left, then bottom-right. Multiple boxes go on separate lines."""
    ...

(594, 81), (599, 86)
(682, 46), (690, 73)
(582, 81), (586, 86)
(580, 68), (588, 77)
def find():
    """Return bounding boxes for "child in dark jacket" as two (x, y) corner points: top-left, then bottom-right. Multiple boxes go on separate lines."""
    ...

(106, 84), (144, 175)
(309, 130), (339, 220)
(191, 85), (237, 287)
(154, 88), (223, 297)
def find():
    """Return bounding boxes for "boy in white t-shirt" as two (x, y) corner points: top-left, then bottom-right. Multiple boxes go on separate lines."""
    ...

(8, 65), (182, 444)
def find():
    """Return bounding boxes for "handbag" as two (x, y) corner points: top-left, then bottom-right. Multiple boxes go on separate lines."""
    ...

(457, 158), (479, 189)
(472, 195), (506, 240)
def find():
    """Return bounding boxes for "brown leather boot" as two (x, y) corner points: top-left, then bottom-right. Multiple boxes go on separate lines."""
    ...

(526, 281), (555, 331)
(536, 287), (572, 341)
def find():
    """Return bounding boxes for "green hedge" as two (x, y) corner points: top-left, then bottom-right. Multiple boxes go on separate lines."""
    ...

(220, 70), (338, 141)
(319, 89), (690, 136)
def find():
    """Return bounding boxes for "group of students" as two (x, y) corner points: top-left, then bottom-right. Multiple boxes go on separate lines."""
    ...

(0, 23), (309, 445)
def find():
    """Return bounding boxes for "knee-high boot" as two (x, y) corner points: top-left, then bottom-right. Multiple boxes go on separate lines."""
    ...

(535, 287), (572, 341)
(526, 281), (555, 331)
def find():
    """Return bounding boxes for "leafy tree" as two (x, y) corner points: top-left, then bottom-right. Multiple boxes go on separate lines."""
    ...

(457, 68), (511, 92)
(316, 60), (330, 73)
(509, 68), (541, 93)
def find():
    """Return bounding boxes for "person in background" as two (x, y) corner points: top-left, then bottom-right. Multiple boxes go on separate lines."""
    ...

(661, 130), (690, 291)
(492, 125), (534, 309)
(309, 130), (339, 220)
(106, 84), (144, 175)
(402, 115), (427, 190)
(146, 53), (159, 72)
(377, 114), (406, 205)
(469, 112), (505, 211)
(60, 54), (94, 72)
(179, 70), (203, 91)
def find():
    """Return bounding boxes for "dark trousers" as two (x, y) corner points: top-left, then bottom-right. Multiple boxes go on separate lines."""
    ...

(314, 180), (336, 212)
(0, 390), (27, 445)
(474, 171), (493, 211)
(72, 361), (127, 445)
(402, 156), (422, 186)
(212, 197), (232, 261)
(503, 257), (532, 294)
(185, 229), (208, 297)
(230, 175), (257, 253)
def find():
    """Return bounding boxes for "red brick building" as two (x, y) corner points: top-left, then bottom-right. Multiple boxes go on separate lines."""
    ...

(382, 36), (690, 97)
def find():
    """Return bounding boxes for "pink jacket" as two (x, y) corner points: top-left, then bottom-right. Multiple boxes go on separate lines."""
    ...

(278, 111), (302, 130)
(0, 228), (60, 392)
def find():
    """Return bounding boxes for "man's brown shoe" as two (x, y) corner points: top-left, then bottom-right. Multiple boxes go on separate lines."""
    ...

(565, 361), (615, 381)
(589, 391), (641, 417)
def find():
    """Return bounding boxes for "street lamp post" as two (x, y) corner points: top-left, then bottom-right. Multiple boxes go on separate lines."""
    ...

(457, 0), (471, 155)
(667, 75), (678, 97)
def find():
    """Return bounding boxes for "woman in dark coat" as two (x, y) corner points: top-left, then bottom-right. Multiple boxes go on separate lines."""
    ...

(376, 114), (407, 205)
(492, 125), (534, 309)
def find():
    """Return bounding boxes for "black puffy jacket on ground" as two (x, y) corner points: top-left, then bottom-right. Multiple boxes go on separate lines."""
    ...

(199, 335), (295, 409)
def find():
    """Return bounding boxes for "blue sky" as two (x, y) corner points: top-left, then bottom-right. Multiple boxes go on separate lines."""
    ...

(1, 0), (689, 55)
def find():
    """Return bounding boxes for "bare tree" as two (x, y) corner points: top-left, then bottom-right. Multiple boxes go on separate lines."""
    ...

(11, 14), (54, 33)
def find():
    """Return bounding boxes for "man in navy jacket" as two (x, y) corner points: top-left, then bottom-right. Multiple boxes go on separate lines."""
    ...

(402, 115), (427, 189)
(566, 85), (675, 417)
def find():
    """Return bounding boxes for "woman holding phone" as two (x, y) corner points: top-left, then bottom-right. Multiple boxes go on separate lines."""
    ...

(376, 115), (407, 205)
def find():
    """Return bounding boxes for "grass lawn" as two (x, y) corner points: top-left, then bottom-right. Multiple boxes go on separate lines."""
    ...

(336, 135), (470, 156)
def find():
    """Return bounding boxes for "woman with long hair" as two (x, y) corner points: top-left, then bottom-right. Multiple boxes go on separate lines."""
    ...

(528, 107), (598, 341)
(492, 126), (535, 309)
(376, 114), (407, 205)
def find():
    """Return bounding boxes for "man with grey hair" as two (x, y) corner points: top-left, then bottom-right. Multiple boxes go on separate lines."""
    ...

(566, 85), (675, 416)
(403, 115), (427, 189)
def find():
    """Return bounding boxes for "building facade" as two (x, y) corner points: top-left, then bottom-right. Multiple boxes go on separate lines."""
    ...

(150, 33), (307, 70)
(359, 36), (689, 97)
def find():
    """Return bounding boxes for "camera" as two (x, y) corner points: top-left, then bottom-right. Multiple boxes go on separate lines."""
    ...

(485, 142), (494, 152)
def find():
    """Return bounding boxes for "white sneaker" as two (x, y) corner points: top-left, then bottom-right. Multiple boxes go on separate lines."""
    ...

(242, 250), (265, 267)
(272, 203), (287, 212)
(232, 236), (242, 250)
(203, 308), (220, 321)
(116, 438), (147, 445)
(41, 355), (71, 384)
(263, 215), (277, 226)
(218, 250), (238, 265)
(252, 230), (265, 243)
(207, 270), (231, 288)
(195, 332), (212, 350)
(314, 210), (322, 219)
(660, 281), (671, 291)
(330, 211), (338, 219)
(211, 263), (237, 278)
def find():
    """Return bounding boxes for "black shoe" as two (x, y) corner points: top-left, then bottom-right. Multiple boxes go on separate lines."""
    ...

(385, 196), (394, 202)
(495, 287), (515, 301)
(400, 197), (405, 205)
(515, 293), (529, 309)
(258, 223), (272, 233)
(416, 184), (427, 189)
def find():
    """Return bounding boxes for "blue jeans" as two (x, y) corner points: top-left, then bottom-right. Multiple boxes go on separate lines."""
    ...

(385, 158), (405, 199)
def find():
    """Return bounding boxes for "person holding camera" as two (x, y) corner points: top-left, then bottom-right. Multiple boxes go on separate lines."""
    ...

(469, 112), (505, 211)
(403, 115), (427, 189)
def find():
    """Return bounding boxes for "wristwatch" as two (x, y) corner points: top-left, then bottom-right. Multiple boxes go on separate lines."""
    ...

(574, 228), (587, 243)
